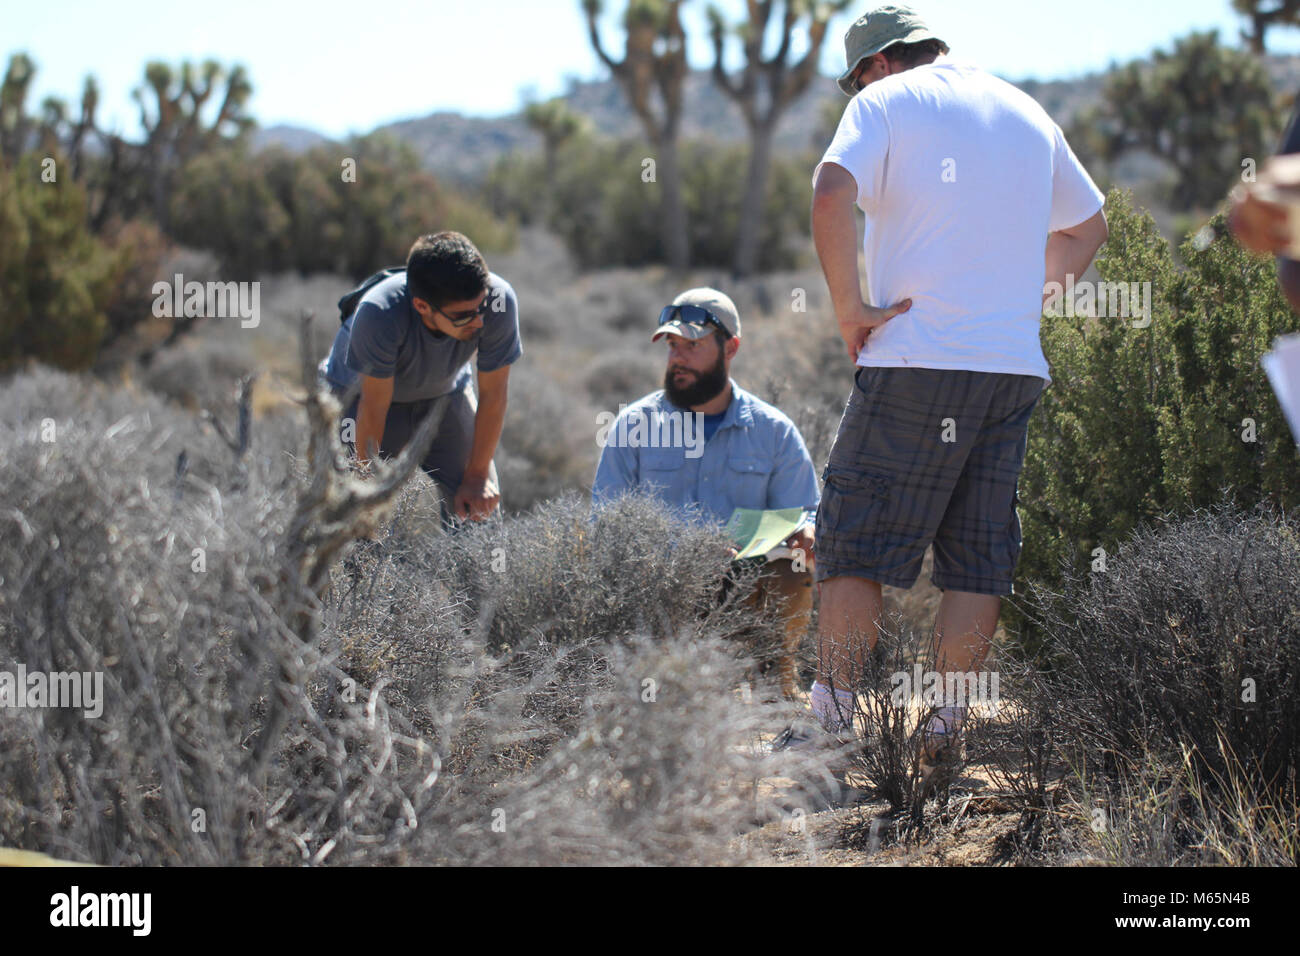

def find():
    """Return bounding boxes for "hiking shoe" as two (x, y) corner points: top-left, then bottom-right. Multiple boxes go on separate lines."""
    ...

(768, 719), (829, 753)
(765, 719), (874, 811)
(767, 718), (859, 769)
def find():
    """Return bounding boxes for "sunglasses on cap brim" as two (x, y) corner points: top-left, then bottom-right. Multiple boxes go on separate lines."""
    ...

(656, 304), (732, 339)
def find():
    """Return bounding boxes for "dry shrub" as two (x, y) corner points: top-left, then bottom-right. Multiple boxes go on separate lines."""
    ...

(998, 502), (1300, 864)
(0, 367), (788, 865)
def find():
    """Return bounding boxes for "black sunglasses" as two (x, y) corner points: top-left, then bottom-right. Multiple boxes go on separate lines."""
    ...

(657, 304), (732, 339)
(435, 292), (492, 327)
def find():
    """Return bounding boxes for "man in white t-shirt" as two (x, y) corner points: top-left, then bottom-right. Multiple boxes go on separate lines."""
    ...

(777, 5), (1108, 789)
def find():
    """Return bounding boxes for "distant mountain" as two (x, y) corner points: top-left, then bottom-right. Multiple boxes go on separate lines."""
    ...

(250, 123), (330, 153)
(365, 67), (1116, 184)
(374, 71), (835, 182)
(375, 111), (536, 183)
(251, 56), (1300, 184)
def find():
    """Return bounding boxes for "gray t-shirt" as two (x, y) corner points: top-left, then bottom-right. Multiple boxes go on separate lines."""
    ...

(323, 271), (522, 402)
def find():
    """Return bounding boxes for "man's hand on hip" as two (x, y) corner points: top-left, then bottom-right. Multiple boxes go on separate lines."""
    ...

(454, 471), (500, 521)
(838, 298), (911, 361)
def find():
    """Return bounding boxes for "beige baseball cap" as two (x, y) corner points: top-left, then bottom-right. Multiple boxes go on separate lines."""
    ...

(837, 4), (948, 96)
(652, 287), (741, 341)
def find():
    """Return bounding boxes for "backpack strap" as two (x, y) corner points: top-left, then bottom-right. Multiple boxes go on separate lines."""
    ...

(339, 266), (422, 368)
(338, 266), (405, 325)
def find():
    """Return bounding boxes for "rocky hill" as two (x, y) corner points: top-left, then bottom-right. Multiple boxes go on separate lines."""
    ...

(250, 55), (1300, 186)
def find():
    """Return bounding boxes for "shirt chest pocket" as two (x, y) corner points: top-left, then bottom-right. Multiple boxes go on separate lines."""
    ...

(640, 449), (686, 485)
(722, 456), (774, 506)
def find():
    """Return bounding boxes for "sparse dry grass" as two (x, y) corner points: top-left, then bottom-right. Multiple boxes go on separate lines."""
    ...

(0, 367), (805, 865)
(6, 230), (1297, 867)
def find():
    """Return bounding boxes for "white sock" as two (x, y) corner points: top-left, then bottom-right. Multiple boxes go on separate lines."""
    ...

(810, 681), (855, 733)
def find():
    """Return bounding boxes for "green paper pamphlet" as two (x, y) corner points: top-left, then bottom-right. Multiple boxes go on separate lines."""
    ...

(724, 507), (807, 561)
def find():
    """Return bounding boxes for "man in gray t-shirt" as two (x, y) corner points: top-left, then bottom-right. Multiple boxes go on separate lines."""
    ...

(321, 231), (522, 520)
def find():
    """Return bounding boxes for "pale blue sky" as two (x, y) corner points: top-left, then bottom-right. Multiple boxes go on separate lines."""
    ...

(7, 0), (1298, 139)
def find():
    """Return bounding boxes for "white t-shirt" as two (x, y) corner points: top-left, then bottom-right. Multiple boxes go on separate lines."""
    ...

(815, 57), (1105, 383)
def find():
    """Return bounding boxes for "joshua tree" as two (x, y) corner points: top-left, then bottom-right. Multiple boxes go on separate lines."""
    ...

(523, 96), (591, 216)
(708, 0), (850, 276)
(582, 0), (691, 270)
(0, 53), (36, 164)
(133, 59), (254, 228)
(1069, 31), (1279, 212)
(32, 77), (99, 181)
(1234, 0), (1300, 54)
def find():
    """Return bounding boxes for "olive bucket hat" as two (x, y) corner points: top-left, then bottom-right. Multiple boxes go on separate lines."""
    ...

(837, 4), (948, 96)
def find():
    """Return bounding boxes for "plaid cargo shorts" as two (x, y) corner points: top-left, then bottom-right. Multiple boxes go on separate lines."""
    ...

(813, 366), (1046, 596)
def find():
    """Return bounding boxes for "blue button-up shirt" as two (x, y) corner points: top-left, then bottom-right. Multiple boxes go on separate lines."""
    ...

(592, 380), (821, 525)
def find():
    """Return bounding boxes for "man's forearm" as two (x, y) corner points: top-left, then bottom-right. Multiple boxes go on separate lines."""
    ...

(465, 392), (507, 478)
(812, 192), (863, 316)
(1044, 231), (1103, 299)
(354, 406), (387, 466)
